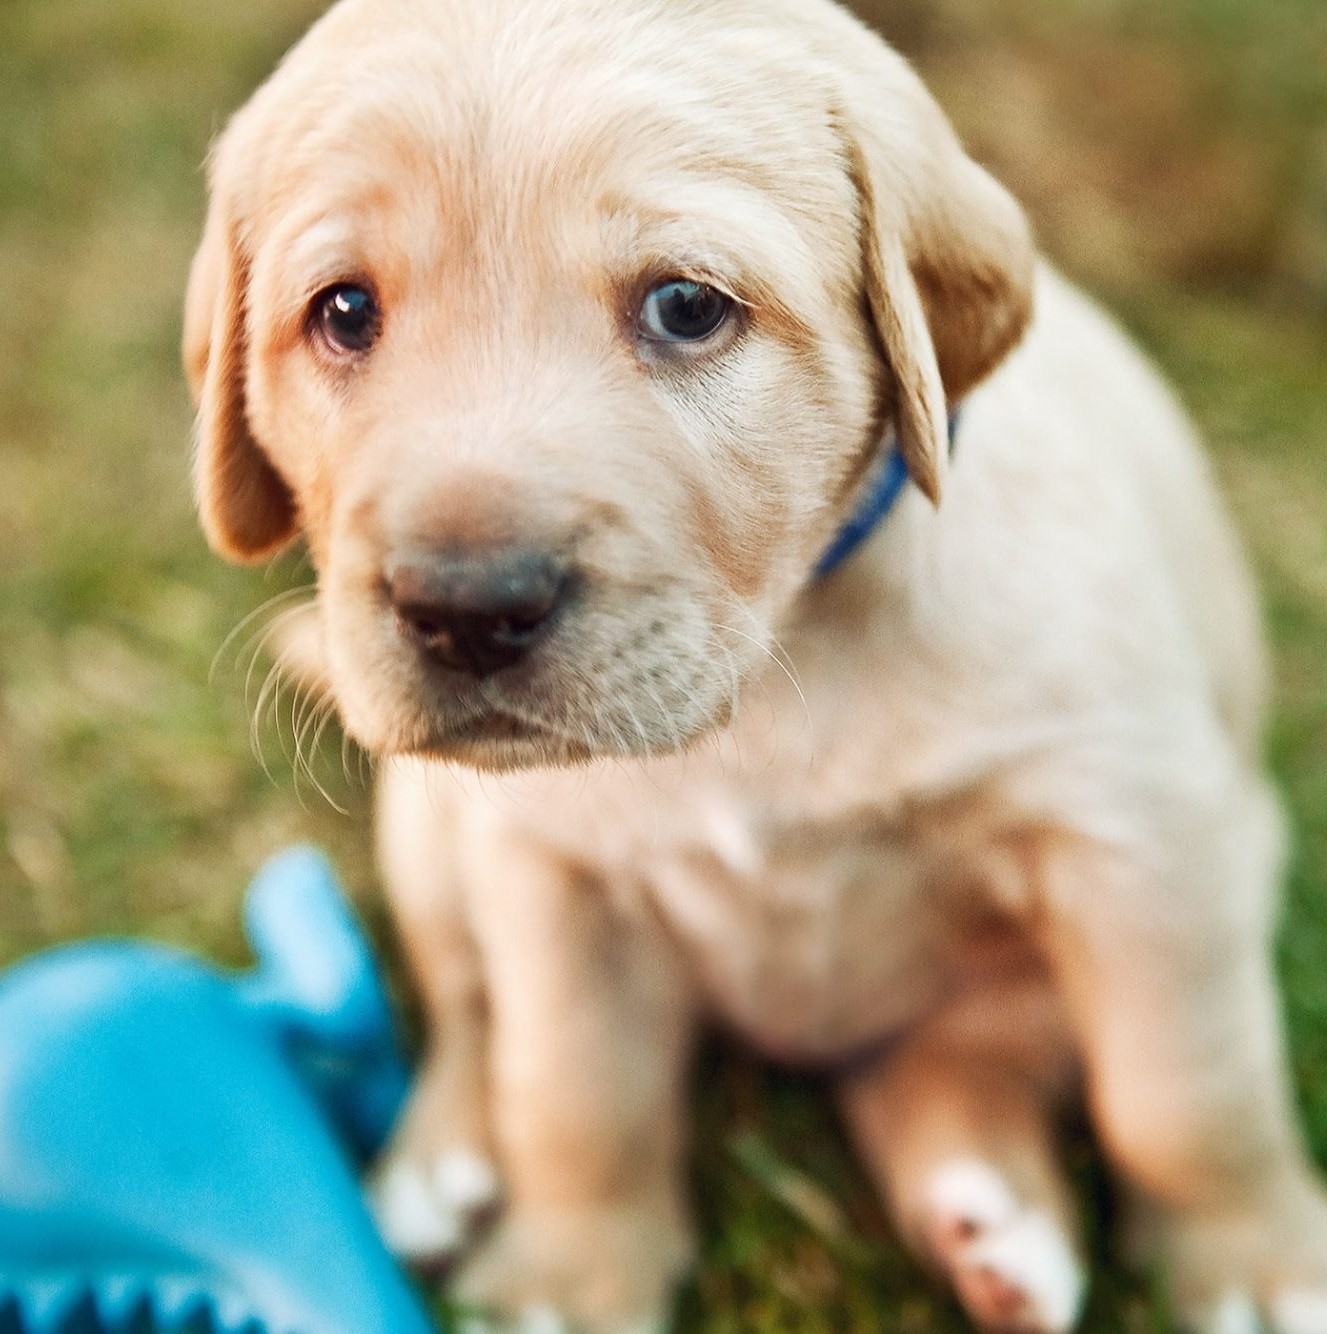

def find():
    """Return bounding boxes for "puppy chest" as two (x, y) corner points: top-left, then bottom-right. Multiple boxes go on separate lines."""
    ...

(641, 804), (966, 1060)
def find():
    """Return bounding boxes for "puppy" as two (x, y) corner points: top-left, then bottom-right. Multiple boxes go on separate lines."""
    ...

(184, 0), (1327, 1329)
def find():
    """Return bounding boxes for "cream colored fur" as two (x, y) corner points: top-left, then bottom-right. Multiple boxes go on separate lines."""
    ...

(185, 1), (1327, 1329)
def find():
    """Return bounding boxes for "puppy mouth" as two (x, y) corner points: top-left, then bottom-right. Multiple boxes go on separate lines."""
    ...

(408, 708), (597, 768)
(341, 591), (738, 766)
(384, 681), (600, 767)
(377, 672), (728, 770)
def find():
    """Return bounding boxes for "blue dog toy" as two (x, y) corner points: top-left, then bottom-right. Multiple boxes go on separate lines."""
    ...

(0, 847), (438, 1334)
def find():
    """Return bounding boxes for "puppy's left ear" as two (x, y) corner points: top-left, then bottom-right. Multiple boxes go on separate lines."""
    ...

(836, 48), (1036, 503)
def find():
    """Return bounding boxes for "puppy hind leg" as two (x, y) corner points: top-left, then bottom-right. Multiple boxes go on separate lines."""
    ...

(839, 1005), (1086, 1333)
(1039, 790), (1327, 1334)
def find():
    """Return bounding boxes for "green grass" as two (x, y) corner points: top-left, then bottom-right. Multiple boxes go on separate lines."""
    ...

(1, 2), (1324, 1328)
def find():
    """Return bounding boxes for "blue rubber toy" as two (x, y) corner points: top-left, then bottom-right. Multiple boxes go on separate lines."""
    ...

(0, 847), (438, 1334)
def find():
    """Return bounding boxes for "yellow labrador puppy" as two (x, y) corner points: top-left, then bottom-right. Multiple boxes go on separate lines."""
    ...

(185, 0), (1327, 1328)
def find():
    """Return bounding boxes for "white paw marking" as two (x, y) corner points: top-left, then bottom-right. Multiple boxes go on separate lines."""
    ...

(964, 1209), (1085, 1333)
(926, 1157), (1086, 1333)
(1204, 1291), (1261, 1334)
(1272, 1289), (1327, 1334)
(928, 1157), (1020, 1232)
(370, 1158), (466, 1260)
(370, 1150), (500, 1262)
(433, 1147), (502, 1215)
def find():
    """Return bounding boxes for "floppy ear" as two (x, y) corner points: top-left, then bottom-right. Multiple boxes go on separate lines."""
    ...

(838, 54), (1036, 503)
(183, 161), (298, 562)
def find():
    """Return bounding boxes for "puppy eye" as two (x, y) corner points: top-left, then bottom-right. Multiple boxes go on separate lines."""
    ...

(638, 279), (732, 344)
(313, 283), (381, 355)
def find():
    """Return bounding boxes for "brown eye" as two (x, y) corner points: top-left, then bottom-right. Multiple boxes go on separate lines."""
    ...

(314, 283), (381, 355)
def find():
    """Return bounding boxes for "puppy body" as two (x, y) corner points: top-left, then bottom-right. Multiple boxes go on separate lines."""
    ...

(187, 1), (1327, 1328)
(375, 274), (1302, 1330)
(396, 263), (1267, 1060)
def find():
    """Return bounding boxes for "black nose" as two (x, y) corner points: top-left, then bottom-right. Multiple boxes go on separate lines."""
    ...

(386, 549), (571, 677)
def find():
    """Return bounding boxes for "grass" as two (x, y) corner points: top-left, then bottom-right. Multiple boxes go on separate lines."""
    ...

(1, 1), (1323, 1328)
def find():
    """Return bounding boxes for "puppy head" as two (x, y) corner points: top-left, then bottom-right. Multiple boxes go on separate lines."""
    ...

(185, 0), (1033, 768)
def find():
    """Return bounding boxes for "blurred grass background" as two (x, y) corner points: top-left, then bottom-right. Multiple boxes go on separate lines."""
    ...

(0, 0), (1323, 1328)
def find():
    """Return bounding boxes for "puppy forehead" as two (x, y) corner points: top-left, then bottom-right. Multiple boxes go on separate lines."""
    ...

(239, 0), (851, 247)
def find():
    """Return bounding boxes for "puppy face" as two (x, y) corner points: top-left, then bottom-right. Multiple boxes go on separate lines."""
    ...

(186, 0), (1033, 768)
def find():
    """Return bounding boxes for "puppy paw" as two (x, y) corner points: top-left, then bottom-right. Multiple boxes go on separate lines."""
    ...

(925, 1158), (1086, 1333)
(455, 1304), (663, 1334)
(370, 1148), (501, 1263)
(1269, 1289), (1327, 1334)
(1182, 1284), (1327, 1334)
(1155, 1184), (1327, 1333)
(1188, 1287), (1327, 1334)
(450, 1203), (689, 1334)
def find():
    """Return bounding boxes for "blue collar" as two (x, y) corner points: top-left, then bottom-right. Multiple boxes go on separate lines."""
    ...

(811, 410), (961, 581)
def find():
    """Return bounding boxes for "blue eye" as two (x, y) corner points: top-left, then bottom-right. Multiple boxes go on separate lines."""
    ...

(315, 283), (381, 354)
(638, 280), (732, 343)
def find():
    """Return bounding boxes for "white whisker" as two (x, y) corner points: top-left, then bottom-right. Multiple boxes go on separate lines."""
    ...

(241, 601), (317, 715)
(715, 620), (813, 740)
(295, 698), (352, 816)
(249, 658), (288, 789)
(211, 585), (316, 684)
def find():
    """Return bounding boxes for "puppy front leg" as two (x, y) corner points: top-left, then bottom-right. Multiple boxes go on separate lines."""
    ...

(371, 761), (499, 1262)
(454, 821), (697, 1333)
(1038, 788), (1327, 1332)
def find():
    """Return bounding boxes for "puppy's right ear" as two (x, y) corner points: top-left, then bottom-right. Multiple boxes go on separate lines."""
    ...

(183, 147), (297, 563)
